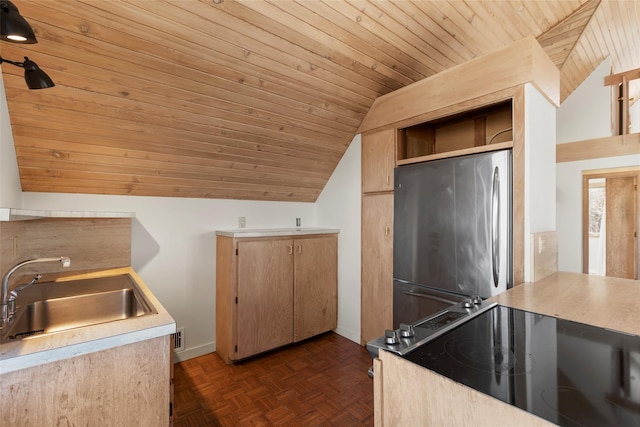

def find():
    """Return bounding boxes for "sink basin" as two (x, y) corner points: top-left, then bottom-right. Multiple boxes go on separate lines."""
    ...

(1, 274), (157, 341)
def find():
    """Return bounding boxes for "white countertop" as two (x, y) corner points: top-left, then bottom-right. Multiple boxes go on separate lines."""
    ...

(216, 227), (340, 238)
(0, 207), (135, 221)
(0, 267), (175, 374)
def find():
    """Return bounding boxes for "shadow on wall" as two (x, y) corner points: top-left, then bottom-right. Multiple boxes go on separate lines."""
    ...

(131, 218), (160, 270)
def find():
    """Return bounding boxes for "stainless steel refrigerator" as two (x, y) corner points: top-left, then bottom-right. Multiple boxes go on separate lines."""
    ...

(393, 149), (512, 327)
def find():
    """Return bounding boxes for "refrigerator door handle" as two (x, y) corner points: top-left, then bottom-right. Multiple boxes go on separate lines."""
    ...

(491, 166), (500, 287)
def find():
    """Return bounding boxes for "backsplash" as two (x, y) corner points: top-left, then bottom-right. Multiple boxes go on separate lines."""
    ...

(530, 231), (558, 282)
(0, 217), (131, 287)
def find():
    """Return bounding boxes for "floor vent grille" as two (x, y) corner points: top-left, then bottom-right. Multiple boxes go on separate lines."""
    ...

(172, 327), (185, 352)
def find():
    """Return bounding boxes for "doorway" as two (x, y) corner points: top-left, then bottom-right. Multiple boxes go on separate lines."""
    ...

(582, 168), (639, 279)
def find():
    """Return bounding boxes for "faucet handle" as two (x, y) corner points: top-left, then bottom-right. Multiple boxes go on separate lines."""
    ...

(7, 274), (44, 318)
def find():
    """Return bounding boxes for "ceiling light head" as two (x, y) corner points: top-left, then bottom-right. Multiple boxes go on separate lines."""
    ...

(0, 56), (54, 89)
(22, 56), (54, 89)
(0, 0), (37, 44)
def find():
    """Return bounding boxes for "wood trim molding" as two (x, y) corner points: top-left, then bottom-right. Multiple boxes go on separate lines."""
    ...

(512, 86), (525, 287)
(582, 175), (589, 274)
(556, 133), (640, 163)
(583, 166), (640, 177)
(396, 141), (513, 166)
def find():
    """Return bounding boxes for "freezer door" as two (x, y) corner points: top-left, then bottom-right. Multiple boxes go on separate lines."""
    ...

(393, 149), (512, 298)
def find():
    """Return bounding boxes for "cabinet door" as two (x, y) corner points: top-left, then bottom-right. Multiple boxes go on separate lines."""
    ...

(362, 128), (396, 193)
(361, 193), (394, 344)
(236, 239), (294, 358)
(293, 235), (338, 342)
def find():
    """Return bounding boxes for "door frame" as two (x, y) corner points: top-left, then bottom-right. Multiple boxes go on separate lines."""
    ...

(582, 166), (640, 277)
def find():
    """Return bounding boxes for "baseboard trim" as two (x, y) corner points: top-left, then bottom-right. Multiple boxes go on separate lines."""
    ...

(174, 342), (215, 363)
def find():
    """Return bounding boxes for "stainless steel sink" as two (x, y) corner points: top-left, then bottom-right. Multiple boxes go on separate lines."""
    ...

(0, 274), (157, 341)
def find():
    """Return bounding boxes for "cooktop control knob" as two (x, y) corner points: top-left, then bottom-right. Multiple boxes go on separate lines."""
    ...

(399, 323), (415, 338)
(384, 330), (400, 345)
(471, 295), (483, 305)
(461, 299), (474, 309)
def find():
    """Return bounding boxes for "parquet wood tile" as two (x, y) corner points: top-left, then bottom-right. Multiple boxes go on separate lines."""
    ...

(173, 332), (374, 427)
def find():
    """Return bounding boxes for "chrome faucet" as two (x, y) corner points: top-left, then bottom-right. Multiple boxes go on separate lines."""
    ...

(1, 257), (71, 323)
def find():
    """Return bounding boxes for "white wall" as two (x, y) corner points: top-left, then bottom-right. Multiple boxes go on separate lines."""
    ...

(631, 100), (640, 134)
(0, 70), (22, 207)
(557, 58), (612, 144)
(316, 135), (361, 342)
(556, 57), (640, 272)
(523, 83), (557, 282)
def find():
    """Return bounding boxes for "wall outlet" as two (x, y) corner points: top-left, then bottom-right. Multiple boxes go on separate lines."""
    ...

(239, 216), (246, 228)
(538, 235), (546, 254)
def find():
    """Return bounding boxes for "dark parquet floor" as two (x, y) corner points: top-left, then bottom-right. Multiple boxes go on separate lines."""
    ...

(173, 332), (374, 427)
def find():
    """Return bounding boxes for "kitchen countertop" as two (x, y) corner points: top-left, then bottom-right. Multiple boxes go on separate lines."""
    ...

(0, 267), (175, 374)
(490, 271), (640, 335)
(216, 227), (340, 238)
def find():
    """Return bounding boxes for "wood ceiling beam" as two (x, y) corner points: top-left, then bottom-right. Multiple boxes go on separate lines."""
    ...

(604, 67), (640, 86)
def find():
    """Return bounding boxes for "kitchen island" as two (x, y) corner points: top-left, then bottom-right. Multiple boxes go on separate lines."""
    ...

(0, 267), (176, 426)
(374, 272), (640, 426)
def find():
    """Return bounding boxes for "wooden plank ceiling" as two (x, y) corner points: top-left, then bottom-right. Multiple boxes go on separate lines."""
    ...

(1, 0), (639, 202)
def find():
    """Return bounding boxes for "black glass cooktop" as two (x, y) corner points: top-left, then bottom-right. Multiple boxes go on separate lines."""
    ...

(404, 305), (640, 427)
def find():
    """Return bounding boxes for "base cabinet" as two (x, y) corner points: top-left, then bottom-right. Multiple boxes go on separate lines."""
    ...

(216, 233), (338, 363)
(293, 235), (339, 341)
(0, 336), (172, 427)
(236, 238), (294, 359)
(375, 350), (552, 426)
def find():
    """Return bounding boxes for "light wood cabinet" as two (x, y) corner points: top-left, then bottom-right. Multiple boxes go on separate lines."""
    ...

(0, 336), (172, 427)
(216, 233), (338, 363)
(362, 127), (396, 193)
(374, 350), (552, 426)
(397, 100), (513, 163)
(361, 193), (394, 345)
(293, 235), (339, 341)
(361, 128), (396, 346)
(236, 238), (294, 359)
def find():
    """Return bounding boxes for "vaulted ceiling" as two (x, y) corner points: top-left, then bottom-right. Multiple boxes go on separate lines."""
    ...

(1, 0), (639, 202)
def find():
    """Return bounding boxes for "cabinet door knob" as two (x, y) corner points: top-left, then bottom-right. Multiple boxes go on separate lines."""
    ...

(287, 245), (293, 254)
(297, 245), (302, 254)
(386, 175), (390, 185)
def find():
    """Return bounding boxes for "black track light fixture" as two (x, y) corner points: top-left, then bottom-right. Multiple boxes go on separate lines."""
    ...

(0, 56), (54, 89)
(0, 0), (54, 89)
(0, 0), (37, 43)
